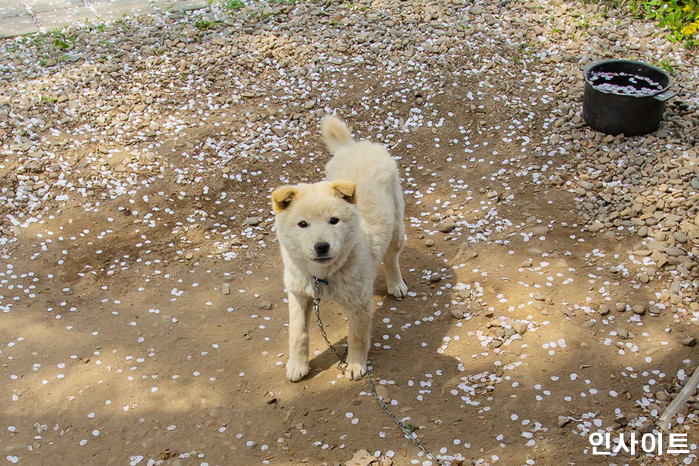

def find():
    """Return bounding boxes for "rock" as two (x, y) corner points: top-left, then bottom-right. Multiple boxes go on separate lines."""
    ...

(222, 283), (230, 295)
(347, 449), (374, 466)
(246, 217), (261, 226)
(588, 222), (603, 232)
(598, 304), (610, 316)
(258, 301), (273, 310)
(451, 307), (465, 319)
(614, 415), (628, 427)
(681, 336), (696, 347)
(557, 416), (571, 427)
(513, 321), (528, 335)
(631, 304), (645, 315)
(650, 249), (668, 267)
(437, 218), (456, 233)
(673, 232), (688, 243)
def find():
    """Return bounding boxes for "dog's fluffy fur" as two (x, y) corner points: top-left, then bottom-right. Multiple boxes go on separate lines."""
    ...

(272, 116), (407, 382)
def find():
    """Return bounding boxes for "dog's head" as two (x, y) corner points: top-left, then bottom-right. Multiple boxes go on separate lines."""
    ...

(272, 180), (360, 274)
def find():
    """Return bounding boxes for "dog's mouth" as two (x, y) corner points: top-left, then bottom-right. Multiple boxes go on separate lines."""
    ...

(312, 257), (333, 264)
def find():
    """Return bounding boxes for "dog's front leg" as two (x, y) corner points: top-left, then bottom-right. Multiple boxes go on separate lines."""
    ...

(286, 291), (312, 382)
(345, 301), (374, 380)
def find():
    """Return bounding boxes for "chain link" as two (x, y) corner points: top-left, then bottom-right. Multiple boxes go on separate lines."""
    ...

(313, 281), (348, 371)
(312, 278), (443, 465)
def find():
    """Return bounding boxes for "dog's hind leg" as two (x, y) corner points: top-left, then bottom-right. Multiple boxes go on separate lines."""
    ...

(345, 301), (374, 380)
(384, 222), (408, 298)
(286, 291), (313, 382)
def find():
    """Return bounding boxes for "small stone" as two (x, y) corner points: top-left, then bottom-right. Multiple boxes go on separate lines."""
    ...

(513, 321), (528, 335)
(222, 283), (230, 295)
(557, 416), (571, 427)
(437, 218), (456, 233)
(450, 307), (465, 319)
(650, 249), (668, 267)
(638, 273), (650, 283)
(425, 239), (435, 247)
(615, 302), (627, 312)
(637, 226), (648, 237)
(246, 217), (261, 226)
(631, 304), (646, 315)
(665, 247), (685, 257)
(429, 273), (441, 283)
(598, 304), (610, 316)
(258, 301), (273, 310)
(587, 222), (603, 233)
(520, 258), (533, 268)
(673, 232), (688, 243)
(681, 336), (696, 347)
(347, 449), (374, 466)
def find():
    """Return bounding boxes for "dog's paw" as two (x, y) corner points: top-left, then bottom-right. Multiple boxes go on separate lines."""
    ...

(387, 280), (408, 299)
(286, 359), (310, 382)
(345, 362), (367, 381)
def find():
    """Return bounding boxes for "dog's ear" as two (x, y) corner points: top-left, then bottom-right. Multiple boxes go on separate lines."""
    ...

(271, 185), (298, 212)
(330, 180), (356, 204)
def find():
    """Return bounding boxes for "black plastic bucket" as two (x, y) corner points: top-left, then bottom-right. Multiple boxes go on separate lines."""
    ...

(582, 59), (675, 136)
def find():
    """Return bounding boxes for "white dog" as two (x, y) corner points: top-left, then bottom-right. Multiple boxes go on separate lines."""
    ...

(272, 116), (408, 382)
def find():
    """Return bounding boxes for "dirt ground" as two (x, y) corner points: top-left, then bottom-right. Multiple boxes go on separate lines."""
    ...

(1, 0), (698, 465)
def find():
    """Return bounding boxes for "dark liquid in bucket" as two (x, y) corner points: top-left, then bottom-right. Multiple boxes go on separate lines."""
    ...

(589, 71), (663, 97)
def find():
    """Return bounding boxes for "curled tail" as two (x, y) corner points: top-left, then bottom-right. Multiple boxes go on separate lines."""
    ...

(321, 116), (353, 153)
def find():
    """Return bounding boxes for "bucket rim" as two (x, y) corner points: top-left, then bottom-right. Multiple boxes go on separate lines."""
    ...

(582, 59), (672, 97)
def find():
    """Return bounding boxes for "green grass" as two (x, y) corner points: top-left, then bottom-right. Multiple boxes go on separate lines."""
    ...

(195, 19), (220, 30)
(630, 0), (699, 47)
(221, 0), (246, 11)
(658, 59), (676, 74)
(49, 29), (76, 50)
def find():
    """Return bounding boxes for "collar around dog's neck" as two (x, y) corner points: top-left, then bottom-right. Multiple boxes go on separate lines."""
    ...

(313, 276), (329, 286)
(312, 276), (328, 304)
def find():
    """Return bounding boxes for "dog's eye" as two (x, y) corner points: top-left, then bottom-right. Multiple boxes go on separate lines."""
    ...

(297, 221), (308, 228)
(329, 217), (340, 225)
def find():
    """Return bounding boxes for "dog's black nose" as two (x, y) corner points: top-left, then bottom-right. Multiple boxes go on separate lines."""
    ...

(314, 242), (330, 256)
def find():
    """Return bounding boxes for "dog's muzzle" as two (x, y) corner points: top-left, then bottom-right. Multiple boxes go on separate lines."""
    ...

(313, 242), (332, 262)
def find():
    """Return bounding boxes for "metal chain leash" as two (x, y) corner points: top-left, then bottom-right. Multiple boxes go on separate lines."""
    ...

(312, 278), (348, 371)
(312, 278), (444, 465)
